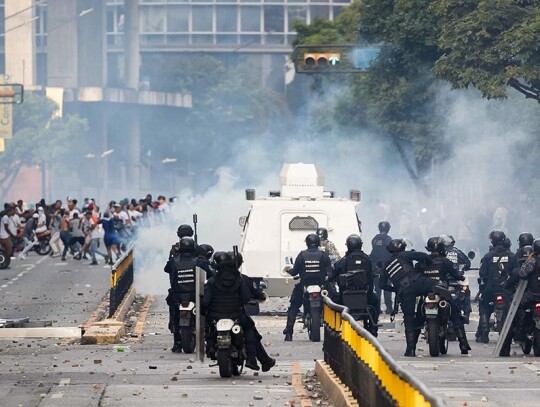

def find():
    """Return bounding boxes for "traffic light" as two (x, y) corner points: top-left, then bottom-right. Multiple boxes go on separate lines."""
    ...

(292, 45), (380, 74)
(303, 53), (341, 67)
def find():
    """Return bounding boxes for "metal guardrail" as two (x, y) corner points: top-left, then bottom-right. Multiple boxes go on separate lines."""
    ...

(323, 297), (445, 407)
(109, 244), (135, 318)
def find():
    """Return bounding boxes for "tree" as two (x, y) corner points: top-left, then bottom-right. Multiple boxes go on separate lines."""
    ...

(432, 0), (540, 102)
(0, 93), (88, 201)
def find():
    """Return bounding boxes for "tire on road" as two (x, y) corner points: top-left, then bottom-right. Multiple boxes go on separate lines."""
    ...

(217, 349), (232, 378)
(180, 327), (196, 354)
(427, 319), (440, 357)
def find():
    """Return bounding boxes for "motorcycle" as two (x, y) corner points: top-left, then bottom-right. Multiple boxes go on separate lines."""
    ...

(13, 229), (52, 256)
(211, 318), (246, 378)
(519, 301), (540, 356)
(302, 282), (327, 342)
(177, 294), (196, 353)
(338, 272), (378, 336)
(422, 291), (451, 357)
(0, 247), (10, 269)
(446, 278), (470, 340)
(490, 292), (505, 334)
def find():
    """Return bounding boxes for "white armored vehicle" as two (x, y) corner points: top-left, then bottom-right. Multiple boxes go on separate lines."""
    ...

(239, 163), (361, 297)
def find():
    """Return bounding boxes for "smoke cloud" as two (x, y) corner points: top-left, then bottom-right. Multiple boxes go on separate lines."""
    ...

(133, 78), (540, 295)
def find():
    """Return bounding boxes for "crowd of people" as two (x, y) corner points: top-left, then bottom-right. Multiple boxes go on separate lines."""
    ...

(0, 194), (173, 267)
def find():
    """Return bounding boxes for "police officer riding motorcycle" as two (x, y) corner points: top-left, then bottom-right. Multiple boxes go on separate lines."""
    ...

(283, 233), (332, 342)
(476, 230), (516, 343)
(329, 234), (379, 336)
(164, 237), (198, 353)
(380, 238), (471, 357)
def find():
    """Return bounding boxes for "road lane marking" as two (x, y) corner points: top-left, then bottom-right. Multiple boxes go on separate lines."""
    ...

(51, 393), (63, 399)
(59, 378), (71, 386)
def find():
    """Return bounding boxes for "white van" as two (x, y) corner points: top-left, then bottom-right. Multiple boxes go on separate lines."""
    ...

(239, 163), (361, 297)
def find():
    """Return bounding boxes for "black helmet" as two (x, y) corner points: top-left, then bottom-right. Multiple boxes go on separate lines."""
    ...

(346, 234), (363, 251)
(490, 230), (506, 246)
(316, 228), (328, 241)
(503, 237), (512, 249)
(178, 237), (195, 253)
(378, 221), (391, 233)
(212, 251), (233, 269)
(306, 233), (320, 248)
(228, 251), (244, 268)
(534, 239), (540, 255)
(521, 245), (534, 259)
(518, 233), (534, 248)
(425, 237), (446, 255)
(387, 238), (406, 253)
(177, 224), (194, 238)
(197, 243), (214, 260)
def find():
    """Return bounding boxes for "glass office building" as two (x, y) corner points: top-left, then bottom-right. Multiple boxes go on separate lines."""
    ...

(106, 0), (349, 51)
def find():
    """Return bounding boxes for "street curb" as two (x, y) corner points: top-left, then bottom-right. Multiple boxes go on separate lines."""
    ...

(292, 360), (312, 407)
(315, 360), (359, 407)
(81, 286), (136, 345)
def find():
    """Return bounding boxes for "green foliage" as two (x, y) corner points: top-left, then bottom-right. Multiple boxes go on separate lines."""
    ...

(433, 0), (540, 100)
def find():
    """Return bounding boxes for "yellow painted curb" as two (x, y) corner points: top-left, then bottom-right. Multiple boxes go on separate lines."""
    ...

(315, 360), (359, 407)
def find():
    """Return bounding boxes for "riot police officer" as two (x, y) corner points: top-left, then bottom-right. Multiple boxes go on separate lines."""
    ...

(513, 240), (540, 346)
(170, 224), (195, 259)
(317, 227), (341, 264)
(233, 252), (276, 372)
(196, 243), (214, 279)
(440, 235), (472, 322)
(283, 233), (332, 341)
(476, 230), (516, 343)
(330, 235), (379, 336)
(202, 251), (259, 370)
(370, 221), (393, 314)
(164, 237), (197, 352)
(380, 239), (471, 356)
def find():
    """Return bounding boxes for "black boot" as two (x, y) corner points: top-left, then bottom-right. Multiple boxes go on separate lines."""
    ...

(283, 312), (296, 341)
(476, 313), (489, 343)
(455, 326), (471, 355)
(404, 329), (417, 357)
(171, 332), (182, 353)
(256, 340), (276, 372)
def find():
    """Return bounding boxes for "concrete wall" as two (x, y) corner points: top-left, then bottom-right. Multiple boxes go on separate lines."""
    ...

(4, 0), (35, 85)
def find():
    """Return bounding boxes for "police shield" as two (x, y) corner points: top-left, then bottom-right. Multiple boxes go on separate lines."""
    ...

(195, 266), (206, 362)
(492, 279), (528, 357)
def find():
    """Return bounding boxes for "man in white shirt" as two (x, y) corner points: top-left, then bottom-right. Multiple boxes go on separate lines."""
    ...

(0, 206), (17, 257)
(35, 207), (48, 234)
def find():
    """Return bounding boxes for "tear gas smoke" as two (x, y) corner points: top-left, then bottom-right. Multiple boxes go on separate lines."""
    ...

(134, 82), (539, 295)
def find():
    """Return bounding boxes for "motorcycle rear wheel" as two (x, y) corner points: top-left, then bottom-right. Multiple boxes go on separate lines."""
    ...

(0, 249), (10, 269)
(217, 349), (232, 378)
(309, 310), (321, 342)
(180, 327), (196, 354)
(427, 319), (440, 357)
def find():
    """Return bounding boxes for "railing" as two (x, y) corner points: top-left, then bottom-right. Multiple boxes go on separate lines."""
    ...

(109, 244), (134, 318)
(323, 297), (444, 407)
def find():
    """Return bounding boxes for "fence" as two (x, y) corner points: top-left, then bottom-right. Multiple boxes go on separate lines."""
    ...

(109, 245), (134, 318)
(323, 297), (444, 407)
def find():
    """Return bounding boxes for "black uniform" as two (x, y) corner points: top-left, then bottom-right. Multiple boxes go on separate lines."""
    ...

(477, 245), (516, 341)
(380, 250), (469, 355)
(201, 266), (257, 363)
(514, 257), (540, 341)
(164, 252), (197, 334)
(241, 274), (275, 370)
(331, 248), (379, 335)
(370, 233), (393, 313)
(283, 247), (332, 337)
(446, 246), (472, 322)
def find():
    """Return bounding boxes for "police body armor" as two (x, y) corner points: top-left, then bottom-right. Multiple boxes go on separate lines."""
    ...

(170, 255), (197, 294)
(338, 252), (368, 291)
(488, 251), (511, 286)
(527, 258), (540, 295)
(208, 269), (244, 319)
(385, 256), (410, 287)
(300, 250), (325, 286)
(446, 248), (460, 271)
(422, 256), (445, 283)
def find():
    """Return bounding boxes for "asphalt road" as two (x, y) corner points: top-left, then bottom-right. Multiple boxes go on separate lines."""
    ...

(1, 258), (539, 407)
